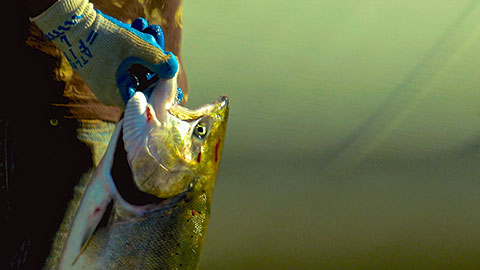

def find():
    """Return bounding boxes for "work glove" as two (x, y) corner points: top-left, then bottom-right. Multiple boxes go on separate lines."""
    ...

(31, 0), (179, 107)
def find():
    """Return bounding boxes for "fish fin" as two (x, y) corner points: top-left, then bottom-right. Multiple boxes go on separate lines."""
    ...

(72, 200), (114, 265)
(59, 124), (123, 268)
(60, 173), (114, 267)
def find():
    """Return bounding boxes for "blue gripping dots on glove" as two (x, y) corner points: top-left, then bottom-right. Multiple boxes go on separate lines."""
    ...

(131, 17), (148, 31)
(144, 25), (165, 50)
(131, 17), (165, 49)
(96, 10), (164, 52)
(101, 12), (179, 103)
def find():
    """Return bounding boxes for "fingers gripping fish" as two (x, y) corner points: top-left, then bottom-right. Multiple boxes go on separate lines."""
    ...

(57, 72), (229, 269)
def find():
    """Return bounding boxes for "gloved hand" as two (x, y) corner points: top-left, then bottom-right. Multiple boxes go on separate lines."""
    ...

(31, 0), (179, 107)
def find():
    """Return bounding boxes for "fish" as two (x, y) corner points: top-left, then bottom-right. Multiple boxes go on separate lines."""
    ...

(55, 72), (229, 270)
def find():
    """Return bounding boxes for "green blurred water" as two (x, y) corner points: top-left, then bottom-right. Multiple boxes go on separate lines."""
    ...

(182, 1), (480, 269)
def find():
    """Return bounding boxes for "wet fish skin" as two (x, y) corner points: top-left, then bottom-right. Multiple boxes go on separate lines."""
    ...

(55, 73), (229, 269)
(80, 180), (212, 270)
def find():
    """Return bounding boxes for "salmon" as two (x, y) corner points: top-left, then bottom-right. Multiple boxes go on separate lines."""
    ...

(56, 72), (229, 269)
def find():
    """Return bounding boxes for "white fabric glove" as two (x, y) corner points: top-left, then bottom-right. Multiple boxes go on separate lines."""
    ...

(31, 0), (178, 108)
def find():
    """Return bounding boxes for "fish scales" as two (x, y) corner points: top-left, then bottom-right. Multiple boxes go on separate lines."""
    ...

(78, 193), (209, 269)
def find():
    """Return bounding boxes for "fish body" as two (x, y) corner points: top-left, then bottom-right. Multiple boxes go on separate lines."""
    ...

(56, 73), (229, 269)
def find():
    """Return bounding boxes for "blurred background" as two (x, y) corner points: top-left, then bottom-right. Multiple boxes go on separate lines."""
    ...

(182, 1), (480, 269)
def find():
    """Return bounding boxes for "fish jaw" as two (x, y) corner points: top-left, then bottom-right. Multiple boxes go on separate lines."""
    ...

(122, 70), (229, 199)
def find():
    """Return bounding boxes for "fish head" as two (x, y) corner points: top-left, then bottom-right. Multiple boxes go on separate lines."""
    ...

(122, 73), (229, 199)
(167, 95), (229, 197)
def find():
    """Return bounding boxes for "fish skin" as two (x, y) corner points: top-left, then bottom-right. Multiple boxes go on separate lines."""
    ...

(55, 72), (229, 269)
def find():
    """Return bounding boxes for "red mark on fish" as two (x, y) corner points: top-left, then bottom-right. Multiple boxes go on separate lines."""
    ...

(146, 106), (153, 123)
(196, 152), (202, 163)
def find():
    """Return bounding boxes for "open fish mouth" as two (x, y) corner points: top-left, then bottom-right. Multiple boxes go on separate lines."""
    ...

(111, 127), (184, 207)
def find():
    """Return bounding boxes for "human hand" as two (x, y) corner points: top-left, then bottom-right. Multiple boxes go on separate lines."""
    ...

(31, 0), (179, 108)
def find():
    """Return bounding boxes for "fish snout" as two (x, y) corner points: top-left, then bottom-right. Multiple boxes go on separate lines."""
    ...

(217, 95), (229, 107)
(214, 95), (229, 119)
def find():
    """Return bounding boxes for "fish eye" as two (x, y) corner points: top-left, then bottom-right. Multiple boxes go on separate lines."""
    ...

(194, 123), (208, 139)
